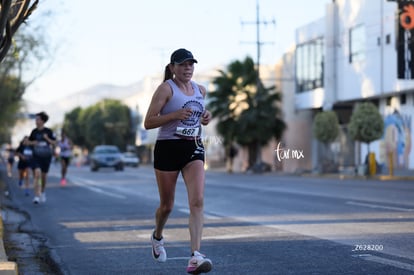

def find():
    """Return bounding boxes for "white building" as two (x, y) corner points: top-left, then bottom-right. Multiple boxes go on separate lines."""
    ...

(281, 0), (414, 173)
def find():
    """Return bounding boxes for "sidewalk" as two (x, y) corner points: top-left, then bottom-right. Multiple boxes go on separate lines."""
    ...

(311, 166), (414, 181)
(0, 178), (19, 275)
(0, 218), (18, 275)
(302, 172), (414, 181)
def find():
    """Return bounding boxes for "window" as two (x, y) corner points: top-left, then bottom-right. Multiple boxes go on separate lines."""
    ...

(349, 24), (366, 63)
(386, 34), (391, 44)
(386, 97), (392, 106)
(400, 94), (406, 105)
(295, 37), (324, 93)
(296, 45), (305, 92)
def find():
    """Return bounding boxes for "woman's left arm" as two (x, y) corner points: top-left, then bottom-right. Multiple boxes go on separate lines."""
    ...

(201, 110), (212, 125)
(198, 85), (212, 126)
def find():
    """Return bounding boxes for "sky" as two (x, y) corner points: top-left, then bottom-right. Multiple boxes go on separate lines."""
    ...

(23, 0), (330, 104)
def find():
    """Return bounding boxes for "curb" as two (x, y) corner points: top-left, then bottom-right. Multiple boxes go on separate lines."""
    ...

(300, 173), (414, 181)
(0, 212), (18, 275)
(207, 167), (414, 181)
(0, 168), (19, 275)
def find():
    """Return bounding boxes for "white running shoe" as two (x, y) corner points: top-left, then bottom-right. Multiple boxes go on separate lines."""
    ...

(40, 192), (46, 203)
(33, 196), (40, 204)
(186, 251), (212, 274)
(151, 231), (167, 262)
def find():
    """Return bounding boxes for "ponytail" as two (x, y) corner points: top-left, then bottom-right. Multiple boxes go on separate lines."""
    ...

(163, 64), (173, 82)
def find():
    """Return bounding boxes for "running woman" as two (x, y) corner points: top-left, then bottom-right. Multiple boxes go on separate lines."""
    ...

(57, 129), (72, 186)
(144, 48), (213, 274)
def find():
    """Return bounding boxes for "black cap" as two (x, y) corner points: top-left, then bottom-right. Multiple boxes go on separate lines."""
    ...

(170, 48), (198, 64)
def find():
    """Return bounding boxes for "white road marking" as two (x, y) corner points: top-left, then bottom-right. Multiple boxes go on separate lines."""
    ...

(354, 254), (414, 272)
(346, 201), (414, 212)
(178, 207), (221, 220)
(203, 233), (261, 240)
(70, 176), (126, 199)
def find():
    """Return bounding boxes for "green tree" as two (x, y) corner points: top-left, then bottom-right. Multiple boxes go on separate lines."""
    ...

(0, 2), (56, 143)
(0, 30), (41, 142)
(208, 56), (286, 172)
(313, 110), (340, 172)
(0, 76), (24, 142)
(208, 58), (253, 168)
(62, 107), (85, 146)
(79, 104), (103, 149)
(349, 102), (384, 153)
(236, 81), (286, 170)
(63, 99), (133, 150)
(100, 99), (131, 147)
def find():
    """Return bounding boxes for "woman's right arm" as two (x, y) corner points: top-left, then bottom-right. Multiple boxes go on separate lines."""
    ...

(144, 82), (194, 130)
(144, 83), (174, 130)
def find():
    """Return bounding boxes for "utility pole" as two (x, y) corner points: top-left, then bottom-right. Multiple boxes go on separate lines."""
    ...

(241, 0), (276, 171)
(241, 0), (276, 89)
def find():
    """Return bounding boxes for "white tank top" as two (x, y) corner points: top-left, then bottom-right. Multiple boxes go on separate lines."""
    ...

(59, 138), (72, 157)
(157, 79), (205, 140)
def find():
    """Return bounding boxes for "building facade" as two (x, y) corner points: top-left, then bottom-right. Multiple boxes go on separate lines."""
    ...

(281, 0), (414, 173)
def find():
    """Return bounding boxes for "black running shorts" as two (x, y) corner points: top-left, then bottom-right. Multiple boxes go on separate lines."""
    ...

(154, 139), (205, 171)
(33, 156), (52, 173)
(60, 156), (71, 166)
(17, 159), (34, 170)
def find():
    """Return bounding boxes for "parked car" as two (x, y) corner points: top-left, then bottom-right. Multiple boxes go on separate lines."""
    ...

(90, 145), (124, 172)
(121, 152), (140, 167)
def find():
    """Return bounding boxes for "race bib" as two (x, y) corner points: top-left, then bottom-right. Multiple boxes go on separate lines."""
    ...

(23, 148), (33, 157)
(175, 127), (200, 137)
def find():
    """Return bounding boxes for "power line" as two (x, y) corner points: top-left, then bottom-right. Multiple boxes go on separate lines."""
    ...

(240, 0), (276, 87)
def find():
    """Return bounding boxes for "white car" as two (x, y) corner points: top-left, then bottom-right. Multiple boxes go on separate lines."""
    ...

(90, 145), (124, 172)
(121, 152), (140, 167)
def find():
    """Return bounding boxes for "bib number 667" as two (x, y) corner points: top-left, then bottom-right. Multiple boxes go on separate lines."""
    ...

(182, 128), (195, 136)
(176, 127), (199, 137)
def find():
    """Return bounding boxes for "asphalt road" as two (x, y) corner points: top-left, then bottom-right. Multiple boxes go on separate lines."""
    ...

(1, 163), (414, 275)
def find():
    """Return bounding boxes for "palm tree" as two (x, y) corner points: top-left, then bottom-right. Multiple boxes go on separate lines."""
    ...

(208, 58), (254, 159)
(208, 56), (286, 172)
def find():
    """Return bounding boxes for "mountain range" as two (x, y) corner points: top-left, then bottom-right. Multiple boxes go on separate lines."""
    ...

(24, 81), (146, 126)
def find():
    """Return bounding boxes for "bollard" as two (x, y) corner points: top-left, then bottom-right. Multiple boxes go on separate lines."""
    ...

(368, 152), (376, 176)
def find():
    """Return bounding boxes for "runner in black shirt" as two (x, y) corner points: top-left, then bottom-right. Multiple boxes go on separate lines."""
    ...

(28, 111), (56, 204)
(16, 136), (34, 196)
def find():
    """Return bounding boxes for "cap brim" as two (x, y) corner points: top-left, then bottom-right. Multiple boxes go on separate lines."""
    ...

(174, 58), (198, 64)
